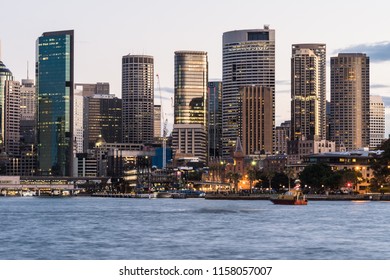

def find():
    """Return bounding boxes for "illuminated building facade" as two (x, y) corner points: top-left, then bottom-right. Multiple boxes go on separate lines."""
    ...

(291, 44), (326, 140)
(222, 26), (275, 158)
(330, 53), (370, 151)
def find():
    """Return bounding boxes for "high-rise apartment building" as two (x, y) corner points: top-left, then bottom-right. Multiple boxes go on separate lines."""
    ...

(36, 30), (74, 176)
(330, 53), (370, 151)
(208, 81), (222, 159)
(291, 44), (326, 140)
(222, 26), (275, 158)
(122, 55), (154, 145)
(370, 95), (385, 149)
(172, 51), (208, 162)
(241, 86), (273, 155)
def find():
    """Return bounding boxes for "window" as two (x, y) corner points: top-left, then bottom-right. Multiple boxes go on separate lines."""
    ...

(248, 32), (269, 41)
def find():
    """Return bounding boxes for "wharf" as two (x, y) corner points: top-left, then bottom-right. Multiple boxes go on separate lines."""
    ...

(92, 193), (133, 198)
(205, 193), (390, 201)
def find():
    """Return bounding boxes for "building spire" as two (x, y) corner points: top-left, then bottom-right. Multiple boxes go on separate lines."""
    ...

(235, 137), (243, 154)
(27, 61), (29, 79)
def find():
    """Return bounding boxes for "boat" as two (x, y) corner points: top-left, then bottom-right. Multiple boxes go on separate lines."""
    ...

(156, 192), (173, 198)
(22, 190), (36, 197)
(270, 180), (308, 205)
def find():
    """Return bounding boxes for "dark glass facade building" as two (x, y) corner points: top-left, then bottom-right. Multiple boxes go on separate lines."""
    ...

(84, 95), (122, 149)
(36, 30), (74, 176)
(208, 81), (222, 159)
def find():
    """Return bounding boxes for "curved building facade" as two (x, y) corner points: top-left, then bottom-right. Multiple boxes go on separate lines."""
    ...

(222, 27), (275, 158)
(122, 55), (154, 145)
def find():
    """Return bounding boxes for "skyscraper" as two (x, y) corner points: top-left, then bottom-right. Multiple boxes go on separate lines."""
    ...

(222, 26), (275, 158)
(122, 55), (154, 145)
(0, 59), (14, 154)
(36, 30), (74, 176)
(291, 44), (326, 140)
(4, 80), (20, 158)
(20, 78), (36, 124)
(154, 105), (161, 139)
(330, 53), (370, 151)
(208, 81), (222, 159)
(84, 94), (122, 149)
(20, 78), (37, 176)
(370, 95), (385, 149)
(172, 51), (208, 162)
(241, 86), (273, 155)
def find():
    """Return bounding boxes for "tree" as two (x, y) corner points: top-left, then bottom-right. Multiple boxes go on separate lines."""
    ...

(370, 139), (390, 192)
(284, 167), (295, 190)
(227, 171), (241, 193)
(299, 163), (333, 192)
(247, 169), (257, 194)
(272, 172), (289, 193)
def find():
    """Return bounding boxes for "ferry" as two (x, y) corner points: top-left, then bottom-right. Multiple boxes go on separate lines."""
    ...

(270, 180), (308, 205)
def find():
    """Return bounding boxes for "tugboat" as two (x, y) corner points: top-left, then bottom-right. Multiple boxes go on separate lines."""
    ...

(270, 179), (308, 205)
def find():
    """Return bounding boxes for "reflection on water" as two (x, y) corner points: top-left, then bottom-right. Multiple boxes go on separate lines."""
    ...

(1, 197), (389, 260)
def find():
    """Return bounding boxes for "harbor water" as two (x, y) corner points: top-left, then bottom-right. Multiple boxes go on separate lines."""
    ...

(1, 197), (389, 260)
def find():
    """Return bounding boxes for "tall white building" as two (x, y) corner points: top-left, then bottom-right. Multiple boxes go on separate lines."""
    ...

(73, 89), (84, 154)
(222, 26), (275, 158)
(370, 95), (385, 149)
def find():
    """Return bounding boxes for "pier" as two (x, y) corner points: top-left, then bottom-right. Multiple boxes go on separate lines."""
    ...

(205, 193), (390, 201)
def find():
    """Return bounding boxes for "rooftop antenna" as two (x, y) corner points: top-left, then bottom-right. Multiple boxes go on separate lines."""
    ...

(27, 61), (29, 79)
(0, 40), (2, 61)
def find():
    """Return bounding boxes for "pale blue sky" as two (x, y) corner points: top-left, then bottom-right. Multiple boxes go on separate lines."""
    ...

(2, 0), (389, 136)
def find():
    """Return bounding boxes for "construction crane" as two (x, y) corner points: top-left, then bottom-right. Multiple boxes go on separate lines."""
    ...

(156, 74), (168, 169)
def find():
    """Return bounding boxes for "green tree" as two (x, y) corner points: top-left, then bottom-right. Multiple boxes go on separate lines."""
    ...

(299, 163), (333, 192)
(370, 138), (390, 191)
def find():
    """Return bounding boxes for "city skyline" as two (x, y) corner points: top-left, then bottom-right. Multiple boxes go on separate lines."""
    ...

(1, 0), (390, 136)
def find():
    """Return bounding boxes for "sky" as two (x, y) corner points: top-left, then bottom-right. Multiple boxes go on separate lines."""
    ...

(1, 0), (390, 136)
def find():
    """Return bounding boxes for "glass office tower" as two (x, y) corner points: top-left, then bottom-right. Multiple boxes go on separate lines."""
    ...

(222, 26), (275, 158)
(36, 30), (74, 176)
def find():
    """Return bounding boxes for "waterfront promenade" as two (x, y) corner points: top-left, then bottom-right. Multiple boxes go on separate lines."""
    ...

(204, 193), (390, 201)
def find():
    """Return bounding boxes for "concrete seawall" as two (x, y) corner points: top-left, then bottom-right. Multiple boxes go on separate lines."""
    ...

(205, 193), (390, 201)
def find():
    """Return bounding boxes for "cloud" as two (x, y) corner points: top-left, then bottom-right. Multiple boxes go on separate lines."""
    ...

(334, 41), (390, 62)
(371, 84), (390, 89)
